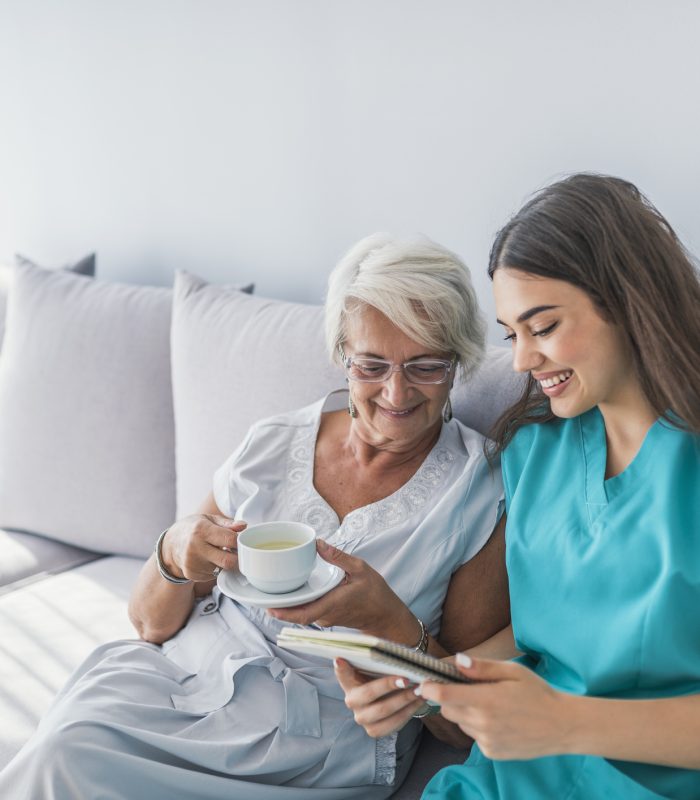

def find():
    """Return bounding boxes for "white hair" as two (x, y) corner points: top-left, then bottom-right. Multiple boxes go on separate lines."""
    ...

(325, 233), (487, 379)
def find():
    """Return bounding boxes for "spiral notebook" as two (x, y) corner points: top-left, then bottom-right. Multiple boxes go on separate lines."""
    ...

(276, 626), (472, 684)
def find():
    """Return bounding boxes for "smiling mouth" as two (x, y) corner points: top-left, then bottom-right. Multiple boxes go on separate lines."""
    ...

(537, 370), (574, 397)
(377, 405), (420, 418)
(538, 371), (573, 389)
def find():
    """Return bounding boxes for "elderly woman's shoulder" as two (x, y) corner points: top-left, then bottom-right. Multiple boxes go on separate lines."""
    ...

(245, 396), (329, 438)
(449, 418), (496, 465)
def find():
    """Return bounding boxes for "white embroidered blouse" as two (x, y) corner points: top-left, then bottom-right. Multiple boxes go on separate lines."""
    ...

(213, 390), (504, 638)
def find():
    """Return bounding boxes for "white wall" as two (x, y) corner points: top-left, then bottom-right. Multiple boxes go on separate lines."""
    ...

(0, 0), (698, 342)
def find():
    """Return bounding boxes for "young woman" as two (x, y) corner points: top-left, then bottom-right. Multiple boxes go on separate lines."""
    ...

(337, 174), (700, 799)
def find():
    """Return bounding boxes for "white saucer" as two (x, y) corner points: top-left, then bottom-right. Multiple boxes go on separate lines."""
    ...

(217, 557), (345, 609)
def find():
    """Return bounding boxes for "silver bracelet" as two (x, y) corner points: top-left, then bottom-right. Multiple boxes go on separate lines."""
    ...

(410, 619), (432, 718)
(155, 529), (192, 585)
(412, 617), (429, 653)
(412, 702), (441, 719)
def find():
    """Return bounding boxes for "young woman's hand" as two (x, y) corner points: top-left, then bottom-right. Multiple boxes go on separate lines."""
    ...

(417, 656), (575, 760)
(334, 659), (427, 737)
(267, 539), (420, 644)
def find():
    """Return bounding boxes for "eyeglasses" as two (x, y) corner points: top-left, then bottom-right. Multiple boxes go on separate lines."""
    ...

(339, 346), (456, 384)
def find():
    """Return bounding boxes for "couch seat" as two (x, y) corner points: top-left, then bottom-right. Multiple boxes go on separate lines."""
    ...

(0, 555), (143, 769)
(0, 529), (101, 591)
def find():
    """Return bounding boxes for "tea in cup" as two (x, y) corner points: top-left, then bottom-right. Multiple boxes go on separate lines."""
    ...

(237, 521), (316, 593)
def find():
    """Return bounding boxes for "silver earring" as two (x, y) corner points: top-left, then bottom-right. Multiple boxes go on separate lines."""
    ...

(443, 396), (452, 423)
(348, 393), (358, 418)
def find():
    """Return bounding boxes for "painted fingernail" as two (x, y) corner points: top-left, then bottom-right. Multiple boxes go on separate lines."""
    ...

(413, 685), (423, 697)
(333, 659), (340, 670)
(456, 653), (473, 668)
(395, 678), (407, 689)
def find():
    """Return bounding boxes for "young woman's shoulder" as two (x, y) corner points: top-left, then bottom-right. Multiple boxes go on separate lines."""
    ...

(501, 414), (581, 505)
(656, 418), (700, 475)
(504, 414), (575, 461)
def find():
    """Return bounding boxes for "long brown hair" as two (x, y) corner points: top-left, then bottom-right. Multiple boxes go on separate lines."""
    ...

(488, 173), (700, 452)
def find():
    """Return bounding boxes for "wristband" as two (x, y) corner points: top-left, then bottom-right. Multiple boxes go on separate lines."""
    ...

(155, 529), (192, 585)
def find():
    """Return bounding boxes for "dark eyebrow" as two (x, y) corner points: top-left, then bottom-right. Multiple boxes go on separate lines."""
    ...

(496, 305), (560, 326)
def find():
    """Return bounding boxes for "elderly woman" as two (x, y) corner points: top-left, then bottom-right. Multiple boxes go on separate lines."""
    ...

(0, 234), (508, 799)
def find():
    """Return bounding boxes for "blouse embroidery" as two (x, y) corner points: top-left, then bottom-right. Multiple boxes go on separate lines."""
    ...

(284, 420), (457, 543)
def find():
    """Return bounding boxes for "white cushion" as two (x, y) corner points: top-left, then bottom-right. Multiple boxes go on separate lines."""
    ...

(452, 345), (524, 438)
(171, 271), (345, 516)
(0, 263), (175, 556)
(0, 253), (95, 351)
(0, 555), (143, 770)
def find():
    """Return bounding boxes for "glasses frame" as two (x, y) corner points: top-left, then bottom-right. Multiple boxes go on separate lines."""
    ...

(338, 345), (456, 385)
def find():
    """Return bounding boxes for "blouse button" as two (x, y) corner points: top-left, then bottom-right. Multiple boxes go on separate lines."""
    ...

(202, 601), (217, 614)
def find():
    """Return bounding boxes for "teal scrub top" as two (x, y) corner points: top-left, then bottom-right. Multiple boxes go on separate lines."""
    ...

(424, 408), (700, 799)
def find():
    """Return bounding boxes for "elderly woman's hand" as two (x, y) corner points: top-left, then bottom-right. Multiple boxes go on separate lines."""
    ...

(334, 658), (426, 737)
(268, 539), (421, 643)
(161, 515), (246, 583)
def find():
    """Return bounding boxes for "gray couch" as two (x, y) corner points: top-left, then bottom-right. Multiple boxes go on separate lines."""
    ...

(0, 262), (523, 797)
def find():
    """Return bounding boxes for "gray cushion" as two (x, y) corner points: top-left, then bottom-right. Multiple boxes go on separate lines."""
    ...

(452, 345), (525, 439)
(14, 252), (96, 276)
(391, 731), (466, 798)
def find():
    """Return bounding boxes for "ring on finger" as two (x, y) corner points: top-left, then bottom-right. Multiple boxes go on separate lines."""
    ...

(212, 565), (222, 577)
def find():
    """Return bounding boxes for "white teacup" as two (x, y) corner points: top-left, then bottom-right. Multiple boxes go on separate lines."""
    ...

(237, 521), (317, 594)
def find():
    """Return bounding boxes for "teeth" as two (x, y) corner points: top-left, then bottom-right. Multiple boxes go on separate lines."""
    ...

(539, 372), (572, 388)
